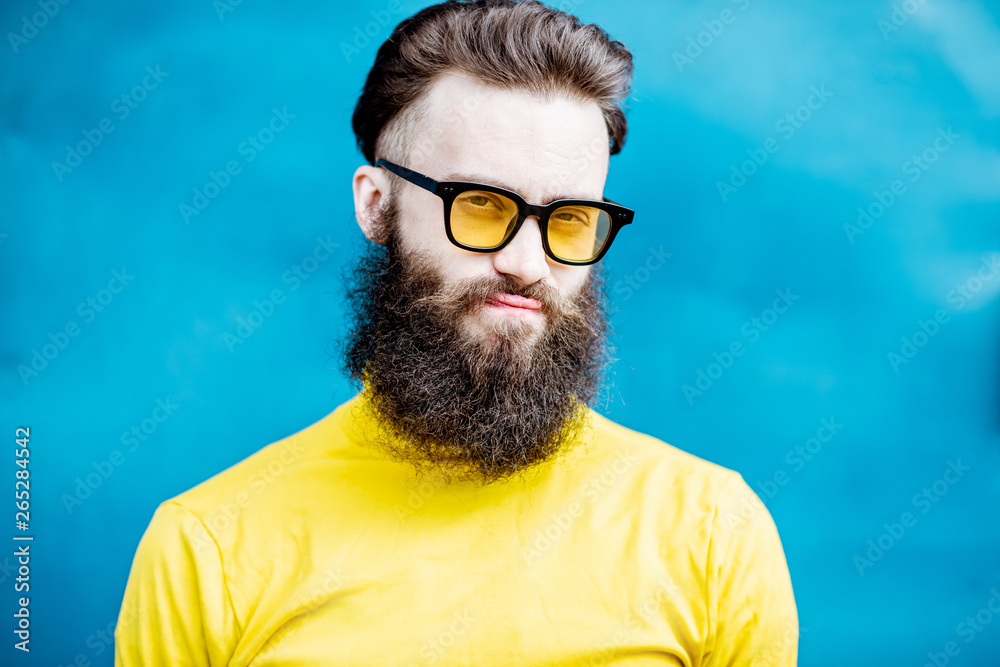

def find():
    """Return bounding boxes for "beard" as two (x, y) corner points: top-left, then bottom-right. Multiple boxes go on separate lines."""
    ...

(341, 199), (612, 484)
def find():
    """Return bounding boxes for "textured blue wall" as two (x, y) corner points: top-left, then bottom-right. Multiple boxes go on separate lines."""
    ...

(2, 0), (999, 664)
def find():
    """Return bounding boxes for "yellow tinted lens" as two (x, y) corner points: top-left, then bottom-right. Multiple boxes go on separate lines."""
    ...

(547, 206), (611, 262)
(450, 190), (520, 248)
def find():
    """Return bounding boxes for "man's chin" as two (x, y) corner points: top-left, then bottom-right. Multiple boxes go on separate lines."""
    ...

(466, 305), (543, 336)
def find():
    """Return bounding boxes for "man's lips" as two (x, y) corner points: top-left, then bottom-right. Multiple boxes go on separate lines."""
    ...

(485, 293), (543, 310)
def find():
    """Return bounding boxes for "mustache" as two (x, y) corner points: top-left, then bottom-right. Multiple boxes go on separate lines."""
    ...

(407, 267), (583, 321)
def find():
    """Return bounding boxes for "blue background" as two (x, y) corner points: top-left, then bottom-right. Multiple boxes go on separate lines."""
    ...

(2, 0), (999, 664)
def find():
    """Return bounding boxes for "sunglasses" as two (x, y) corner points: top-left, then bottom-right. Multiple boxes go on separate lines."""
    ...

(375, 159), (634, 266)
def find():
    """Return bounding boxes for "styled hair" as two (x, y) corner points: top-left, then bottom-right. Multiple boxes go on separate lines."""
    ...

(351, 0), (633, 165)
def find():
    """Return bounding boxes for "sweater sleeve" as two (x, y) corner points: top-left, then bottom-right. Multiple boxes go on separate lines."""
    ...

(115, 501), (240, 666)
(702, 475), (799, 667)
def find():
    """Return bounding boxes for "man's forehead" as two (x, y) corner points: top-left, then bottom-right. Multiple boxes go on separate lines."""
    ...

(412, 73), (611, 200)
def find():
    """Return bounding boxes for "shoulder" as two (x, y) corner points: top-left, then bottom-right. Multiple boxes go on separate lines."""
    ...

(583, 410), (797, 634)
(163, 395), (361, 524)
(581, 407), (787, 551)
(583, 407), (745, 501)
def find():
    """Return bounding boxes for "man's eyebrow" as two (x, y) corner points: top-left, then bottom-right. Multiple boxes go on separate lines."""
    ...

(440, 172), (599, 203)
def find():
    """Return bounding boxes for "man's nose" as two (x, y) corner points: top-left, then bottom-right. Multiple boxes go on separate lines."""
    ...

(490, 216), (551, 286)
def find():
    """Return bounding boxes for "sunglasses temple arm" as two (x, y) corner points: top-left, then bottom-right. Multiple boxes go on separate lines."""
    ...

(375, 159), (439, 195)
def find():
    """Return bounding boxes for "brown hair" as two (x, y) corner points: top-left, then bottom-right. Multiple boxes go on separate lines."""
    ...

(351, 0), (633, 165)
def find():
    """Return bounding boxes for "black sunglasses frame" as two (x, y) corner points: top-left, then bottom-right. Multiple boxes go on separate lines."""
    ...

(374, 159), (634, 266)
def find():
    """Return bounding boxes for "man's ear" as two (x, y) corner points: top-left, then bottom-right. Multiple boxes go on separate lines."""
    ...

(353, 164), (391, 244)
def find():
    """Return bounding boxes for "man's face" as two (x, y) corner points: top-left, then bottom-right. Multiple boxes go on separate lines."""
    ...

(385, 73), (612, 348)
(346, 74), (614, 484)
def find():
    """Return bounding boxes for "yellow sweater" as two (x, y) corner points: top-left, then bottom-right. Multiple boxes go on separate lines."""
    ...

(116, 392), (797, 665)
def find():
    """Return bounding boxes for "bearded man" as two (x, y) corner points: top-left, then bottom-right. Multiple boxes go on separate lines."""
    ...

(116, 1), (798, 664)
